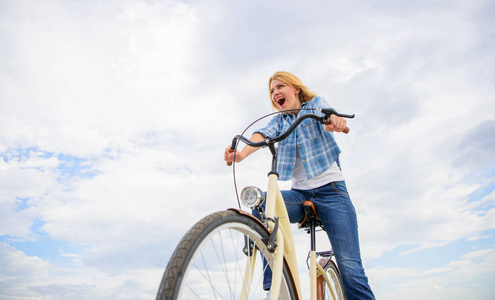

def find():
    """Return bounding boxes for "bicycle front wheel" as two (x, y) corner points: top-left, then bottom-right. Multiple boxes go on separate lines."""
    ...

(157, 210), (297, 300)
(323, 260), (346, 300)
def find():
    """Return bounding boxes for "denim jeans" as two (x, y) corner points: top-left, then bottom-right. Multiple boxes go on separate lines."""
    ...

(253, 181), (375, 300)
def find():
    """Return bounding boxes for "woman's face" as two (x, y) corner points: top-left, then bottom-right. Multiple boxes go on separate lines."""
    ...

(270, 79), (301, 111)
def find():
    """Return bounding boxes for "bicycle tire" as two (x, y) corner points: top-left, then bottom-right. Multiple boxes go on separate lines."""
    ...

(157, 210), (297, 299)
(323, 260), (346, 300)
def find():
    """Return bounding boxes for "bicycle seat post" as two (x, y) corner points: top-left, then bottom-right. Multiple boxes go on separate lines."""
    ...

(310, 218), (317, 252)
(297, 201), (323, 247)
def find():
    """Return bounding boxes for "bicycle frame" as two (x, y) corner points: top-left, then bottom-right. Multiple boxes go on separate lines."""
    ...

(236, 173), (339, 300)
(264, 172), (302, 299)
(251, 172), (338, 300)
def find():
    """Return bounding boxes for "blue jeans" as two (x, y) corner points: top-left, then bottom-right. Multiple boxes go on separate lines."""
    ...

(253, 181), (375, 300)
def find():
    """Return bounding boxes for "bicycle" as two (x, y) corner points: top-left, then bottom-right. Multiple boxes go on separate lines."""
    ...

(157, 108), (354, 299)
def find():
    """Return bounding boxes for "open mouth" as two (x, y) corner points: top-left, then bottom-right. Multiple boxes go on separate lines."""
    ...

(276, 98), (286, 107)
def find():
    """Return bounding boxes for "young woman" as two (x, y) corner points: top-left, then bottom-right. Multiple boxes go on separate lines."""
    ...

(224, 71), (375, 300)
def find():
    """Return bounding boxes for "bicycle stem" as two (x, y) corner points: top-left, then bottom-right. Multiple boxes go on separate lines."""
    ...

(268, 144), (278, 177)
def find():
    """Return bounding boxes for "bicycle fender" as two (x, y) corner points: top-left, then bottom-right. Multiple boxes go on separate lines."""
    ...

(227, 208), (268, 230)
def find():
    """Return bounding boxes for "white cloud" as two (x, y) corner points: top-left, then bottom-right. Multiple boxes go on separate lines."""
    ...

(0, 242), (50, 298)
(0, 241), (163, 299)
(369, 247), (495, 300)
(0, 152), (59, 239)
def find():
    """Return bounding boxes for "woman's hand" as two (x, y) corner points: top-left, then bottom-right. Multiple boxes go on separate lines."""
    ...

(324, 114), (347, 132)
(224, 146), (243, 166)
(224, 133), (264, 166)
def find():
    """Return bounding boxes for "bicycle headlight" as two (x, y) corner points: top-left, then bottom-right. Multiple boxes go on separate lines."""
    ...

(240, 186), (265, 209)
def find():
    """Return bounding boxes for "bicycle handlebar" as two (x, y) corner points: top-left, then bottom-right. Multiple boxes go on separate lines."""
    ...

(230, 108), (355, 151)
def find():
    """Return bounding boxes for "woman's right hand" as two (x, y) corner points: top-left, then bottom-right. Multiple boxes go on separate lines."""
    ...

(224, 133), (264, 166)
(224, 146), (243, 166)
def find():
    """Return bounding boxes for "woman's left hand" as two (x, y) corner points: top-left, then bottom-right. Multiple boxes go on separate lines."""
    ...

(324, 114), (347, 132)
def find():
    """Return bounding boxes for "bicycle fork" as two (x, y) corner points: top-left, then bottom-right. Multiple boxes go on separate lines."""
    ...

(239, 224), (286, 300)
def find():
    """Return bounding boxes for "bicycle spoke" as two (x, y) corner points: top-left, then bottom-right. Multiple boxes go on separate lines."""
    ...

(211, 231), (234, 298)
(184, 283), (204, 299)
(193, 252), (223, 299)
(250, 240), (264, 293)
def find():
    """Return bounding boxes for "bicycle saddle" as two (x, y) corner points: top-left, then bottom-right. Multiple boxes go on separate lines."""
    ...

(297, 200), (324, 229)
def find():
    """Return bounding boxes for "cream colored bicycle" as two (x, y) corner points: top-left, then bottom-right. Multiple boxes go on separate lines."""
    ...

(156, 108), (354, 300)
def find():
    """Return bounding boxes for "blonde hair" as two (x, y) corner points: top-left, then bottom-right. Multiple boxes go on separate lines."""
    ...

(268, 71), (317, 110)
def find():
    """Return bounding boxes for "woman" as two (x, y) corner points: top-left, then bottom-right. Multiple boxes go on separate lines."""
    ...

(224, 71), (375, 300)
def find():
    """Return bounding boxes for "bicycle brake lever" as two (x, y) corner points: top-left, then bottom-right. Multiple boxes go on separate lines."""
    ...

(320, 108), (355, 119)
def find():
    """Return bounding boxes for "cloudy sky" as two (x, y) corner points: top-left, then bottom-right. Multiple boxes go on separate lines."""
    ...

(1, 0), (494, 299)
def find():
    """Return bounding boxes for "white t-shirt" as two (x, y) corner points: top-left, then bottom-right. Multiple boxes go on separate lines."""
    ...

(291, 148), (345, 190)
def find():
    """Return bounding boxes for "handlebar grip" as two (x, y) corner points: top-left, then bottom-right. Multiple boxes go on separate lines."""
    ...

(325, 119), (350, 134)
(226, 147), (235, 166)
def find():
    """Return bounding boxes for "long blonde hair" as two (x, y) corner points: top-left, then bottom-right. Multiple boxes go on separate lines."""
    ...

(268, 71), (317, 110)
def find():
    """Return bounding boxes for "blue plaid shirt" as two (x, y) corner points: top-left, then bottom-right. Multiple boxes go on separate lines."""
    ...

(255, 96), (341, 181)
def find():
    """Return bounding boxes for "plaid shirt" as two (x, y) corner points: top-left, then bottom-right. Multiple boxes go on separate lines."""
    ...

(255, 96), (341, 181)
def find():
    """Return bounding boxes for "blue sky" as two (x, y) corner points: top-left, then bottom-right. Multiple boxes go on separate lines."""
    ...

(1, 0), (494, 299)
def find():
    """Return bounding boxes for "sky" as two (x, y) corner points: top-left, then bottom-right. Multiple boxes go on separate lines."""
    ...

(0, 0), (494, 299)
